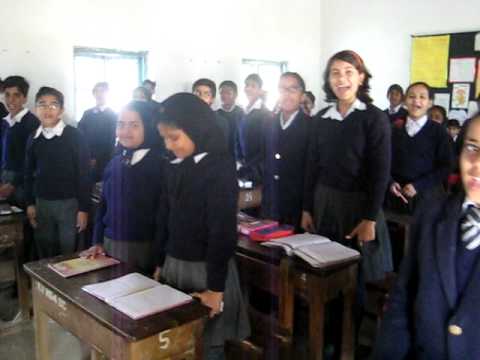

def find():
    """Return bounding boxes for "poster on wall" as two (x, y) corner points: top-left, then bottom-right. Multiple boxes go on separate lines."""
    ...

(449, 58), (476, 83)
(451, 83), (470, 109)
(476, 59), (480, 99)
(475, 32), (480, 51)
(434, 93), (450, 112)
(411, 35), (450, 88)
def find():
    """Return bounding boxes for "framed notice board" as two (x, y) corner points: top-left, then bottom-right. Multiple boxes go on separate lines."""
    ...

(411, 31), (480, 122)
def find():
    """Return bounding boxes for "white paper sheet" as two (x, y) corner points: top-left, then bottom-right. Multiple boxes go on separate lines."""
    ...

(449, 58), (476, 83)
(452, 83), (470, 109)
(434, 93), (450, 112)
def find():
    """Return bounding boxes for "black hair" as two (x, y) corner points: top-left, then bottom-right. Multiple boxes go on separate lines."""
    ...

(323, 50), (373, 104)
(305, 91), (315, 104)
(447, 119), (461, 129)
(133, 86), (151, 100)
(245, 73), (263, 88)
(35, 86), (64, 108)
(219, 80), (238, 94)
(280, 72), (306, 92)
(93, 82), (109, 92)
(387, 84), (404, 96)
(429, 105), (447, 121)
(406, 82), (434, 100)
(192, 78), (217, 98)
(3, 76), (30, 97)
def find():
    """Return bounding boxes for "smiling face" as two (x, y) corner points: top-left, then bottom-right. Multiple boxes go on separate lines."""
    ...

(244, 80), (262, 105)
(461, 117), (480, 204)
(405, 84), (432, 120)
(388, 89), (403, 108)
(35, 95), (64, 128)
(116, 109), (145, 149)
(328, 60), (365, 106)
(278, 75), (303, 115)
(157, 123), (195, 159)
(4, 86), (27, 117)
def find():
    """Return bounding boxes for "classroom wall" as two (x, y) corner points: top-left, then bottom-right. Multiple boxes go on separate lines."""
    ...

(0, 0), (322, 124)
(319, 0), (480, 110)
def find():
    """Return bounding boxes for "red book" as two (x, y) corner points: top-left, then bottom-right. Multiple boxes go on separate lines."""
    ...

(237, 212), (278, 235)
(249, 225), (295, 242)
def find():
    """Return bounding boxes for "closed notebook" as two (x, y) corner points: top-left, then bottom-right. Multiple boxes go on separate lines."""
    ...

(82, 273), (192, 319)
(48, 256), (120, 278)
(237, 212), (278, 235)
(262, 233), (360, 267)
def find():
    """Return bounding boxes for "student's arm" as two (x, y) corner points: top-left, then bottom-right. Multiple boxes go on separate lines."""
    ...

(412, 129), (453, 192)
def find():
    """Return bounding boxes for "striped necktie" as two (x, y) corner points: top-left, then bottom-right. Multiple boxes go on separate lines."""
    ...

(461, 205), (480, 250)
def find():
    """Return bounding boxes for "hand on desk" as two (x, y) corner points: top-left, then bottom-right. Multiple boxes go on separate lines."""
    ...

(301, 211), (316, 233)
(191, 290), (224, 318)
(80, 245), (105, 258)
(27, 205), (37, 228)
(346, 219), (376, 244)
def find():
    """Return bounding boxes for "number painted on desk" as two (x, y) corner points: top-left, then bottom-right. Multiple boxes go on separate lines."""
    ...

(245, 191), (253, 203)
(158, 330), (171, 349)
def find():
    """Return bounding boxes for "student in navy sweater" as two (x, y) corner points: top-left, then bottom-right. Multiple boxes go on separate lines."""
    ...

(262, 72), (311, 230)
(78, 82), (117, 182)
(217, 80), (245, 158)
(154, 93), (249, 359)
(25, 87), (90, 258)
(81, 101), (164, 274)
(301, 90), (316, 116)
(387, 82), (453, 214)
(302, 50), (393, 283)
(0, 76), (39, 206)
(384, 84), (408, 124)
(374, 112), (480, 360)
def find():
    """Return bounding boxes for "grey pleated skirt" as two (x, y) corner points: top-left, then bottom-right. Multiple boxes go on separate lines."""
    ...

(313, 183), (393, 282)
(103, 237), (155, 275)
(162, 255), (251, 348)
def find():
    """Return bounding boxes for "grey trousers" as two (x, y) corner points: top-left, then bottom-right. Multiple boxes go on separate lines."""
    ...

(34, 198), (78, 259)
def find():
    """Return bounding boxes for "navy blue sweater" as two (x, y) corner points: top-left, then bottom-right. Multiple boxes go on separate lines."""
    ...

(93, 150), (164, 244)
(391, 119), (453, 192)
(0, 103), (7, 120)
(384, 107), (408, 123)
(217, 105), (245, 158)
(304, 104), (391, 221)
(262, 111), (311, 227)
(0, 111), (39, 186)
(24, 125), (91, 211)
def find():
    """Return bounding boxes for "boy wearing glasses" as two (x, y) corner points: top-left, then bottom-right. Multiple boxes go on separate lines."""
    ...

(0, 76), (39, 206)
(25, 87), (90, 258)
(261, 72), (311, 230)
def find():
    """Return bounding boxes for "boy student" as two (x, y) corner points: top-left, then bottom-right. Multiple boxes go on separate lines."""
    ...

(301, 90), (316, 116)
(78, 82), (117, 182)
(217, 81), (245, 157)
(0, 76), (39, 206)
(262, 72), (311, 230)
(25, 87), (90, 258)
(142, 79), (162, 110)
(384, 84), (407, 123)
(236, 73), (271, 181)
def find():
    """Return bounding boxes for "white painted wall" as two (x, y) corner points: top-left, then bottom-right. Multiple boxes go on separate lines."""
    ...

(319, 0), (480, 110)
(0, 0), (323, 123)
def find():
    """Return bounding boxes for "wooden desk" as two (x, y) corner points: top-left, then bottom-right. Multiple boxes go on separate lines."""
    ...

(24, 256), (209, 360)
(238, 187), (262, 210)
(0, 212), (29, 325)
(384, 210), (413, 256)
(236, 237), (358, 360)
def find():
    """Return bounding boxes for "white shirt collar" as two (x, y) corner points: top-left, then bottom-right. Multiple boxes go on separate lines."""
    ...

(170, 152), (208, 165)
(34, 120), (66, 140)
(405, 115), (428, 137)
(245, 98), (263, 115)
(3, 108), (29, 127)
(221, 104), (237, 113)
(130, 149), (150, 166)
(321, 99), (366, 121)
(389, 104), (403, 115)
(462, 198), (480, 212)
(280, 110), (299, 130)
(94, 105), (108, 113)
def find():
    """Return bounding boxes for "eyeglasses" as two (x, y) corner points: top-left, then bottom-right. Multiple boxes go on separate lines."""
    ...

(36, 103), (61, 110)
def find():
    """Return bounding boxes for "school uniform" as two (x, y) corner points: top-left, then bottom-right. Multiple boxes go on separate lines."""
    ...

(374, 193), (480, 360)
(303, 99), (393, 282)
(387, 116), (453, 213)
(24, 121), (90, 258)
(0, 108), (39, 206)
(236, 99), (271, 182)
(217, 105), (244, 158)
(384, 104), (408, 123)
(78, 106), (117, 182)
(262, 109), (311, 229)
(0, 102), (7, 120)
(155, 93), (250, 358)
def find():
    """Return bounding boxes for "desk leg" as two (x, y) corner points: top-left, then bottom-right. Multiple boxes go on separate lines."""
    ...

(340, 285), (355, 359)
(33, 309), (50, 360)
(90, 348), (105, 360)
(308, 275), (326, 360)
(13, 223), (29, 320)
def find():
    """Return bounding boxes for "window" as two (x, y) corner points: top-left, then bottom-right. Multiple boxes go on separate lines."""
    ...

(73, 47), (146, 121)
(240, 59), (288, 110)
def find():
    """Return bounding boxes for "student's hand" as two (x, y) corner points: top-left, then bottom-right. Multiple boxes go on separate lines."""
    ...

(80, 245), (105, 259)
(346, 220), (376, 243)
(153, 266), (162, 282)
(390, 182), (408, 204)
(76, 211), (88, 233)
(301, 211), (316, 233)
(27, 205), (38, 228)
(0, 183), (15, 198)
(191, 290), (224, 318)
(402, 183), (417, 198)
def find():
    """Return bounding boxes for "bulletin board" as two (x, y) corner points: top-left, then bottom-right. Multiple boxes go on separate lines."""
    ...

(410, 31), (480, 123)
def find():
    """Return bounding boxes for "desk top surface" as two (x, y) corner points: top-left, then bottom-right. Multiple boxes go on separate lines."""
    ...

(24, 256), (209, 342)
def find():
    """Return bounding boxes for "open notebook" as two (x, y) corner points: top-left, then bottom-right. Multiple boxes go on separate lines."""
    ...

(82, 273), (193, 320)
(262, 233), (360, 267)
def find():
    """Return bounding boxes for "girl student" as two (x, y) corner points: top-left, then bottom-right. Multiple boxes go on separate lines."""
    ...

(81, 101), (164, 274)
(153, 93), (249, 359)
